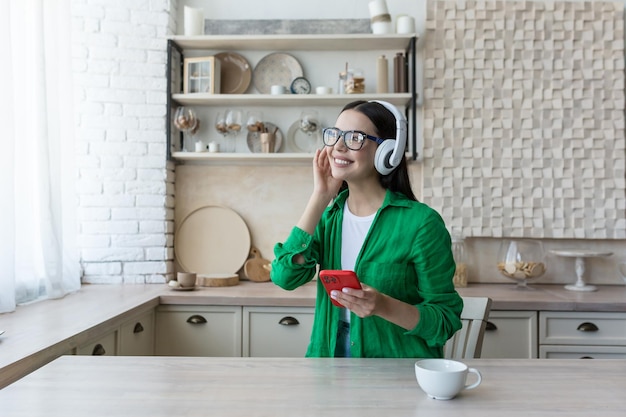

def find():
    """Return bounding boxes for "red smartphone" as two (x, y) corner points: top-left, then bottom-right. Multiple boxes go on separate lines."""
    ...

(318, 270), (361, 307)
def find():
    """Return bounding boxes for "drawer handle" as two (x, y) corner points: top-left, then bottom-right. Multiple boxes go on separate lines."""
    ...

(580, 356), (594, 359)
(92, 344), (106, 356)
(577, 322), (599, 332)
(133, 322), (144, 334)
(485, 321), (497, 331)
(187, 315), (207, 324)
(279, 316), (300, 326)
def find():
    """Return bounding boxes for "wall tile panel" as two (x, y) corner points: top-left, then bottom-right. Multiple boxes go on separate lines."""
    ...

(423, 0), (626, 239)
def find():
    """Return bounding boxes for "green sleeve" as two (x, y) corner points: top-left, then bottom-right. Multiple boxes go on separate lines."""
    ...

(405, 210), (463, 347)
(270, 226), (318, 291)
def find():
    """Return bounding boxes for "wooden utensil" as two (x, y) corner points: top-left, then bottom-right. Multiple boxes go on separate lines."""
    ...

(244, 247), (271, 282)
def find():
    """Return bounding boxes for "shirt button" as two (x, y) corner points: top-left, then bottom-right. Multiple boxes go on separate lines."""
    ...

(351, 342), (355, 346)
(301, 244), (307, 248)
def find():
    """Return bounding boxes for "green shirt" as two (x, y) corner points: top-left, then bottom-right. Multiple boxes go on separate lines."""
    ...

(271, 189), (463, 358)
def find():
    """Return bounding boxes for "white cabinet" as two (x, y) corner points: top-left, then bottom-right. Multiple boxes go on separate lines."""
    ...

(76, 308), (156, 356)
(155, 305), (242, 356)
(481, 311), (538, 359)
(119, 310), (155, 356)
(243, 306), (314, 357)
(539, 311), (626, 359)
(76, 331), (117, 356)
(166, 34), (419, 162)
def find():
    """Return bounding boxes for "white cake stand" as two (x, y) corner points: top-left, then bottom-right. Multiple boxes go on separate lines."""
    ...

(550, 250), (613, 292)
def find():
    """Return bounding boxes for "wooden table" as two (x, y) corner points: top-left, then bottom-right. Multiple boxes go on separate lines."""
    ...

(1, 356), (625, 416)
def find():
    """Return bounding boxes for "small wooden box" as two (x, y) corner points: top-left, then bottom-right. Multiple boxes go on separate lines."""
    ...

(183, 56), (221, 94)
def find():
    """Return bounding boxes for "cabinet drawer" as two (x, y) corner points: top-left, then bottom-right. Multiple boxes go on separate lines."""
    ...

(77, 331), (117, 356)
(540, 312), (626, 346)
(155, 305), (242, 357)
(481, 311), (538, 359)
(119, 310), (155, 356)
(243, 307), (314, 357)
(540, 345), (626, 359)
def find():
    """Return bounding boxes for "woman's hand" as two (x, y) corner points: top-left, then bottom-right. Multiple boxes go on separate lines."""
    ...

(331, 283), (421, 331)
(312, 147), (343, 201)
(330, 283), (380, 318)
(295, 147), (344, 236)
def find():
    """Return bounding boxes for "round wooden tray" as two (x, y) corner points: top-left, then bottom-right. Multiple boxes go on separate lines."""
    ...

(175, 206), (250, 275)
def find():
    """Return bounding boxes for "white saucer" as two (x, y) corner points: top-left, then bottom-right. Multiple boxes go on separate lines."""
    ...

(170, 286), (197, 291)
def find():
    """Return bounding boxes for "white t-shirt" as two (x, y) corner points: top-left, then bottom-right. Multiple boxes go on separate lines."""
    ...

(340, 200), (375, 323)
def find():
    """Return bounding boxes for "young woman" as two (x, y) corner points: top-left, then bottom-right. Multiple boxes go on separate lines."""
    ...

(271, 100), (462, 358)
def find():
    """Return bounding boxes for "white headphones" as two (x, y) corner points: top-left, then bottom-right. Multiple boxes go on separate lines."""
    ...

(369, 100), (407, 175)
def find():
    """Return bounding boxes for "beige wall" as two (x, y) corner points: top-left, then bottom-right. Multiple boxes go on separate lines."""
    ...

(175, 162), (424, 268)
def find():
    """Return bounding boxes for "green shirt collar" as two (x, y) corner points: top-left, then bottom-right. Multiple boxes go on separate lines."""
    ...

(330, 188), (414, 213)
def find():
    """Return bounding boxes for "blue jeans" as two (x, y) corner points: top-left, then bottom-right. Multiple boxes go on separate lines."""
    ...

(334, 319), (351, 357)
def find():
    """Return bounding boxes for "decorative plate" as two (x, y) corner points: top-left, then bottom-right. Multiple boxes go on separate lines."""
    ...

(246, 122), (284, 153)
(253, 53), (303, 94)
(215, 52), (252, 94)
(287, 120), (322, 153)
(175, 206), (251, 275)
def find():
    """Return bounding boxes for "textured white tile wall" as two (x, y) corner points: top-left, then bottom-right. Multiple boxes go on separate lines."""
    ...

(71, 0), (177, 284)
(423, 0), (626, 239)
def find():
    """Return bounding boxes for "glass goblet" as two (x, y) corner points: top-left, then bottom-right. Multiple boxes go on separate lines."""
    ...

(174, 106), (199, 152)
(246, 111), (265, 134)
(225, 109), (243, 152)
(497, 239), (546, 289)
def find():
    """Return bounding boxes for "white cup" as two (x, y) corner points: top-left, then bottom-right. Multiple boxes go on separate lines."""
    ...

(270, 85), (287, 95)
(397, 15), (416, 34)
(208, 142), (219, 153)
(414, 359), (482, 400)
(183, 6), (204, 36)
(315, 86), (333, 95)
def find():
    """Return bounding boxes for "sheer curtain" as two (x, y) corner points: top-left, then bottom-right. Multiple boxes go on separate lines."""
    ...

(0, 0), (80, 313)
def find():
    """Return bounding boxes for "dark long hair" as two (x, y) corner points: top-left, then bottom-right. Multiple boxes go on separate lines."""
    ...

(339, 100), (417, 201)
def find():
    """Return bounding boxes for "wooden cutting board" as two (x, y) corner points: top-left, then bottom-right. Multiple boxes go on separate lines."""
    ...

(198, 273), (239, 287)
(243, 247), (271, 282)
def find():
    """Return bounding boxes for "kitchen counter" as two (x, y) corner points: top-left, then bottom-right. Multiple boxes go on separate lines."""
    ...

(2, 355), (625, 416)
(1, 281), (625, 389)
(160, 281), (626, 311)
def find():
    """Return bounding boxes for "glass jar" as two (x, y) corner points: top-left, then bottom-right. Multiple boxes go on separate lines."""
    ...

(337, 71), (347, 95)
(345, 68), (365, 94)
(451, 232), (467, 287)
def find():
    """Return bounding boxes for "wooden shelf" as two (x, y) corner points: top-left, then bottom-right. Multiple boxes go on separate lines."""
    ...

(171, 93), (413, 107)
(171, 150), (417, 166)
(169, 33), (417, 51)
(171, 152), (313, 165)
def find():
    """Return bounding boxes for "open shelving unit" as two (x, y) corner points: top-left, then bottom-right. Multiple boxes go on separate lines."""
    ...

(166, 33), (419, 163)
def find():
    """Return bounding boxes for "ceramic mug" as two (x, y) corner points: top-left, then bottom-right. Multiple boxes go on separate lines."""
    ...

(414, 359), (482, 400)
(177, 272), (197, 288)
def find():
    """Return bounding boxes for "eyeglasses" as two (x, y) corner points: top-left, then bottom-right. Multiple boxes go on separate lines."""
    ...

(322, 128), (385, 151)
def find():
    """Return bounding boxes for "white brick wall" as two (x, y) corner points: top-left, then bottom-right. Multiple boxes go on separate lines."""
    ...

(71, 0), (177, 284)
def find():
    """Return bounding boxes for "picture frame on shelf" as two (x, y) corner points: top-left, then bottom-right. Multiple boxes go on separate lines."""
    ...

(183, 56), (221, 94)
